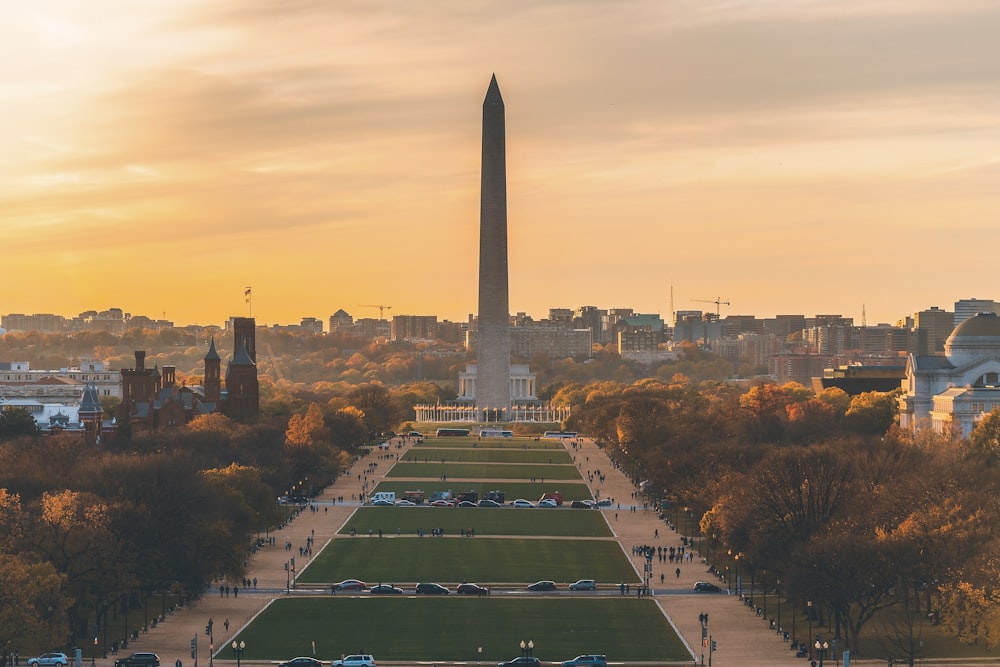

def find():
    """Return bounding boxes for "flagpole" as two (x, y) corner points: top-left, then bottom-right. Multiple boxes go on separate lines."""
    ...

(245, 286), (253, 318)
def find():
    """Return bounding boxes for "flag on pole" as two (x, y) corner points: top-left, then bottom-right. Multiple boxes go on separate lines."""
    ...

(245, 286), (252, 303)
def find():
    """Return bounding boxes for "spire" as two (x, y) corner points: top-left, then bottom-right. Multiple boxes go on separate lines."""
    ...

(231, 340), (255, 366)
(205, 337), (220, 361)
(79, 382), (103, 415)
(484, 73), (503, 108)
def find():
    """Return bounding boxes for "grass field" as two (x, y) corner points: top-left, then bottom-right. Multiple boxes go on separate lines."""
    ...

(371, 480), (596, 502)
(337, 506), (613, 537)
(297, 536), (638, 583)
(402, 447), (574, 464)
(387, 462), (582, 480)
(232, 597), (690, 662)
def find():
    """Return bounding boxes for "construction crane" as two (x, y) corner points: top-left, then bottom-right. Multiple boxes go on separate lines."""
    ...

(358, 304), (393, 319)
(692, 297), (730, 316)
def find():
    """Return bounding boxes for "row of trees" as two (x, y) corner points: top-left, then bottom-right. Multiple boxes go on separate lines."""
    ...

(568, 378), (1000, 657)
(0, 380), (421, 659)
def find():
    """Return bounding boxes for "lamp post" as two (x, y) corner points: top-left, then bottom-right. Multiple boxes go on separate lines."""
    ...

(814, 638), (828, 667)
(761, 569), (767, 619)
(734, 553), (741, 597)
(520, 641), (526, 657)
(776, 578), (781, 635)
(231, 641), (245, 667)
(527, 641), (534, 658)
(807, 601), (813, 659)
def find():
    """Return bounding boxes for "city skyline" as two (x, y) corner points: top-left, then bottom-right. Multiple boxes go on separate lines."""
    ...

(4, 1), (999, 327)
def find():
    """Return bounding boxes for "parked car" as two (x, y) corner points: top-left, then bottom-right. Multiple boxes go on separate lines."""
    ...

(457, 582), (488, 595)
(430, 500), (454, 507)
(279, 659), (323, 667)
(395, 500), (416, 506)
(114, 654), (160, 667)
(538, 498), (558, 508)
(478, 499), (501, 508)
(562, 655), (607, 667)
(28, 654), (69, 667)
(415, 582), (450, 595)
(370, 499), (393, 506)
(499, 658), (540, 667)
(369, 584), (404, 595)
(458, 500), (477, 507)
(570, 500), (596, 509)
(527, 580), (557, 591)
(693, 581), (721, 592)
(331, 655), (376, 667)
(569, 579), (596, 591)
(511, 499), (535, 508)
(595, 499), (612, 507)
(334, 579), (368, 591)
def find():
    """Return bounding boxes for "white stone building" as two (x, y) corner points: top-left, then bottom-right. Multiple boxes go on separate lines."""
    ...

(898, 312), (1000, 438)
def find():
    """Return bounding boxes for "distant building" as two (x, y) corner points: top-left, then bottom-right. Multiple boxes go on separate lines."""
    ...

(913, 307), (954, 354)
(619, 328), (678, 365)
(392, 315), (438, 342)
(329, 309), (354, 333)
(899, 312), (1000, 438)
(954, 298), (999, 327)
(813, 364), (907, 396)
(0, 360), (121, 399)
(1, 313), (67, 333)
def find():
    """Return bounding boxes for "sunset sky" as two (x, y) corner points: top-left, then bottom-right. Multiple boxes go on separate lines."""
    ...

(3, 1), (999, 327)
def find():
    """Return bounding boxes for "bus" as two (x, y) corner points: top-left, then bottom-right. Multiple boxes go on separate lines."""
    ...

(436, 427), (471, 437)
(542, 430), (578, 439)
(479, 428), (513, 437)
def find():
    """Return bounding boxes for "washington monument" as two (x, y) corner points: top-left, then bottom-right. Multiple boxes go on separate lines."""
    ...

(476, 74), (511, 419)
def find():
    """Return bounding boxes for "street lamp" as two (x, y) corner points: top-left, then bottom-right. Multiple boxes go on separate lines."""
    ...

(814, 638), (828, 667)
(527, 641), (534, 658)
(734, 553), (741, 597)
(520, 641), (526, 657)
(807, 601), (813, 659)
(232, 641), (245, 667)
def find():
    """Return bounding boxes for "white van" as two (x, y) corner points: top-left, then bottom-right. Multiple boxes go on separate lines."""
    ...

(371, 492), (395, 505)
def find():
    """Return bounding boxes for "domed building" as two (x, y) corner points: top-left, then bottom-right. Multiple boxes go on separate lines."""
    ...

(899, 312), (1000, 437)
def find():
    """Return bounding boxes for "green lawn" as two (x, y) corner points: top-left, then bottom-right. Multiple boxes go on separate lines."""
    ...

(338, 506), (612, 537)
(403, 447), (573, 464)
(298, 537), (637, 584)
(371, 480), (595, 502)
(231, 597), (690, 662)
(387, 462), (581, 480)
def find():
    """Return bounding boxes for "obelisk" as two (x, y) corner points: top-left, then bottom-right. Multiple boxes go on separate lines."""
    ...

(476, 74), (511, 420)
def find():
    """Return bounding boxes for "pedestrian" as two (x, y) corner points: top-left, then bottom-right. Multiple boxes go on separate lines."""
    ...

(224, 618), (230, 632)
(676, 568), (681, 579)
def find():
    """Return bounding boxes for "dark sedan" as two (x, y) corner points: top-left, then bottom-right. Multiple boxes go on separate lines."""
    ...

(527, 580), (557, 592)
(499, 658), (540, 667)
(369, 584), (404, 595)
(457, 582), (488, 595)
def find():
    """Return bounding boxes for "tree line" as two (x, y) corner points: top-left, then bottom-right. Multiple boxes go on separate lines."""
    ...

(0, 382), (411, 661)
(567, 377), (1000, 658)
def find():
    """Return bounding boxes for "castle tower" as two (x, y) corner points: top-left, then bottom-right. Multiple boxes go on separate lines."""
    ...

(224, 340), (260, 420)
(204, 337), (222, 402)
(232, 317), (257, 363)
(476, 74), (512, 420)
